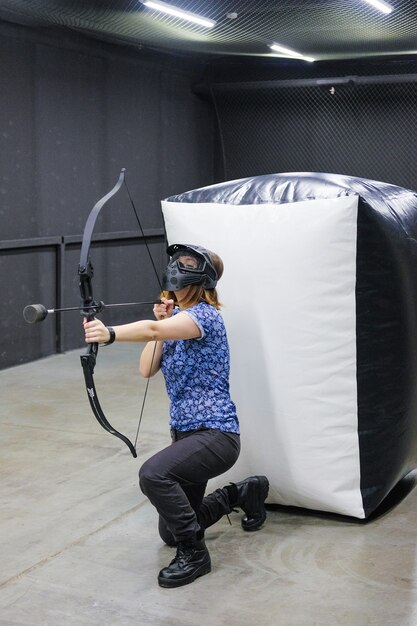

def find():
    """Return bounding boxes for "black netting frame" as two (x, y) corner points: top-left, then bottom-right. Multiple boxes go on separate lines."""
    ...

(212, 75), (417, 192)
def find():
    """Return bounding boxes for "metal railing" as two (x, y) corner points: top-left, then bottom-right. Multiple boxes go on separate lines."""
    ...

(0, 228), (165, 355)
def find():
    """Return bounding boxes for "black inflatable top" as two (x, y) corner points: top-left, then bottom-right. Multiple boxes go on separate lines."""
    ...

(167, 172), (417, 242)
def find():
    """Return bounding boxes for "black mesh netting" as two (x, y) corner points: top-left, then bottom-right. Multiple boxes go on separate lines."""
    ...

(1, 1), (417, 60)
(212, 77), (417, 191)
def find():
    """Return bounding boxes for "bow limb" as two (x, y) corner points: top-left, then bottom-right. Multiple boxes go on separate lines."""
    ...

(79, 168), (137, 458)
(79, 169), (126, 276)
(80, 351), (137, 457)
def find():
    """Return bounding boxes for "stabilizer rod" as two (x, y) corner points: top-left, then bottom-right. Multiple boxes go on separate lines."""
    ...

(23, 300), (162, 324)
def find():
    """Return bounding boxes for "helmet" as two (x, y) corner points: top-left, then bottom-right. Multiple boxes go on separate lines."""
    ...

(162, 243), (218, 291)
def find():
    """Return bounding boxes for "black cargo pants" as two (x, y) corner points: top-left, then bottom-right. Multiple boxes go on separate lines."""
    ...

(139, 427), (240, 543)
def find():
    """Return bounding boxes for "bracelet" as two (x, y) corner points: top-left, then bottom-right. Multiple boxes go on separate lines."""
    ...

(102, 326), (116, 346)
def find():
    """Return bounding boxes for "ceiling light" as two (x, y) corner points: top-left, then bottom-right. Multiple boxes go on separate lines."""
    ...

(363, 0), (393, 14)
(270, 43), (315, 63)
(141, 0), (215, 28)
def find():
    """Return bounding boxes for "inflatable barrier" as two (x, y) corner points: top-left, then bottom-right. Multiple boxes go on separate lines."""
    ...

(161, 172), (417, 518)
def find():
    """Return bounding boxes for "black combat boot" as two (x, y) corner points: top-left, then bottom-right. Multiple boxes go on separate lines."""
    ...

(158, 536), (211, 588)
(228, 476), (269, 531)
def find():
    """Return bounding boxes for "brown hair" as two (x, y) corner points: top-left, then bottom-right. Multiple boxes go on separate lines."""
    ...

(162, 249), (224, 310)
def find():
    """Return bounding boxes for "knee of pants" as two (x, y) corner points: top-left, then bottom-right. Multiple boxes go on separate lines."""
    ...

(138, 459), (164, 495)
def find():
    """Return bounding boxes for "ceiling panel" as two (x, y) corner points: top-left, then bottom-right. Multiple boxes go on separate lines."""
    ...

(0, 0), (415, 61)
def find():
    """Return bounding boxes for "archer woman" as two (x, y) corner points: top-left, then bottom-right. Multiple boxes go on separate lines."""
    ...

(84, 243), (269, 588)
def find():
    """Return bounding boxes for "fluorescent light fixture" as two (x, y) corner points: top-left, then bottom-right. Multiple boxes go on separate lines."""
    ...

(142, 0), (215, 28)
(363, 0), (393, 14)
(270, 43), (315, 63)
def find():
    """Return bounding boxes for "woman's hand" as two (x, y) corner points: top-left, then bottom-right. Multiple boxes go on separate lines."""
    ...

(153, 297), (174, 321)
(83, 317), (111, 344)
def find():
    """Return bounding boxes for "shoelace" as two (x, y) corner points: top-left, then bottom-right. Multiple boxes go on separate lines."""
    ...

(175, 544), (195, 564)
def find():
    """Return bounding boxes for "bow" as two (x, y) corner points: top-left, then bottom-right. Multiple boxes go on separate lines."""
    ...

(79, 168), (163, 458)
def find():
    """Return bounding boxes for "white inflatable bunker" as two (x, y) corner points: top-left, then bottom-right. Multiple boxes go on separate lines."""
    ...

(161, 172), (417, 519)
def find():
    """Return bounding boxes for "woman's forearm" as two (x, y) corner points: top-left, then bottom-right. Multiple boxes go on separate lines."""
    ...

(139, 340), (163, 378)
(111, 320), (159, 342)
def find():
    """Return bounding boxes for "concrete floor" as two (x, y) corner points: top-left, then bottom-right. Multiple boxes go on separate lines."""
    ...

(1, 344), (417, 626)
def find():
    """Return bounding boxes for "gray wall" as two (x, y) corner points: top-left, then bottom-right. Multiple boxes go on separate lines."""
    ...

(0, 22), (217, 369)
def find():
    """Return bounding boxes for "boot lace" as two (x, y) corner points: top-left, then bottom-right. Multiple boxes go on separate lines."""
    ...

(174, 542), (194, 565)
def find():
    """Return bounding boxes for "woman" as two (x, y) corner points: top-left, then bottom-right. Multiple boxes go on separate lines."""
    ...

(84, 243), (269, 588)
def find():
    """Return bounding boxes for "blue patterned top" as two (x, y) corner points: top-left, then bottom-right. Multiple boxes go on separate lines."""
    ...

(160, 301), (239, 434)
